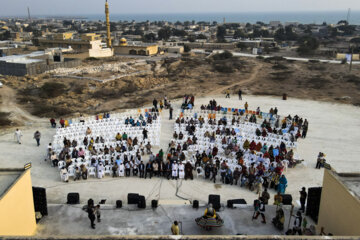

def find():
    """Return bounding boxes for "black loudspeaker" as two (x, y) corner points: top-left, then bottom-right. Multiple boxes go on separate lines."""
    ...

(128, 193), (139, 204)
(208, 194), (221, 210)
(306, 187), (322, 223)
(67, 193), (80, 204)
(116, 200), (122, 208)
(32, 187), (48, 216)
(227, 199), (247, 208)
(138, 195), (146, 209)
(227, 200), (234, 208)
(193, 200), (199, 208)
(281, 194), (293, 205)
(151, 199), (158, 208)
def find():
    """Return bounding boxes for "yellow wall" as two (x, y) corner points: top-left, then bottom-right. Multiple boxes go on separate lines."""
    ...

(114, 45), (158, 56)
(81, 33), (101, 41)
(336, 53), (360, 61)
(0, 170), (36, 236)
(317, 170), (360, 236)
(54, 33), (73, 40)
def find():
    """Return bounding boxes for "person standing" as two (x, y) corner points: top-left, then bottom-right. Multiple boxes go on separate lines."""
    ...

(142, 128), (148, 139)
(153, 98), (158, 110)
(244, 102), (249, 111)
(14, 129), (23, 144)
(299, 187), (307, 213)
(59, 118), (65, 128)
(238, 89), (242, 100)
(50, 118), (56, 128)
(292, 211), (303, 235)
(139, 161), (145, 178)
(253, 197), (266, 224)
(225, 89), (230, 98)
(87, 199), (96, 229)
(171, 221), (180, 235)
(33, 130), (41, 146)
(169, 106), (173, 120)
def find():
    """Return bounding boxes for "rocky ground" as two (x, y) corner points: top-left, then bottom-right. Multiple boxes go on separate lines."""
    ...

(0, 53), (359, 128)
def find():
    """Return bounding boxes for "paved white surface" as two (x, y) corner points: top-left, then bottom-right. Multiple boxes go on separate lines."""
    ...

(36, 204), (307, 236)
(0, 95), (359, 207)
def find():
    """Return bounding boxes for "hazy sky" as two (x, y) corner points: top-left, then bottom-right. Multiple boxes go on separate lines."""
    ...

(0, 0), (359, 16)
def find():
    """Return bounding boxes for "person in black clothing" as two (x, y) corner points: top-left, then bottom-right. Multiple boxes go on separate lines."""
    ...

(299, 187), (307, 213)
(153, 99), (158, 109)
(169, 106), (173, 120)
(210, 165), (217, 183)
(238, 89), (242, 100)
(165, 160), (172, 179)
(142, 128), (148, 139)
(139, 161), (145, 178)
(204, 164), (211, 179)
(145, 161), (153, 179)
(87, 199), (96, 229)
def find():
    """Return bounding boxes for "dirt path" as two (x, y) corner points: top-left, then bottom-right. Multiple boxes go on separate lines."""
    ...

(207, 62), (263, 95)
(0, 86), (44, 124)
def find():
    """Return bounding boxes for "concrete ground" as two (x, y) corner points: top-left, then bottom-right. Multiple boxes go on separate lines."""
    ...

(0, 94), (359, 209)
(35, 204), (308, 236)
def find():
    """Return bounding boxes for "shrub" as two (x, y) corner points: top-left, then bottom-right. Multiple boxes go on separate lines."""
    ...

(0, 112), (11, 126)
(40, 82), (66, 98)
(212, 51), (233, 61)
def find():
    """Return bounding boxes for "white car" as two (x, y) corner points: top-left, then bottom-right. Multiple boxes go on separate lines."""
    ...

(0, 81), (3, 88)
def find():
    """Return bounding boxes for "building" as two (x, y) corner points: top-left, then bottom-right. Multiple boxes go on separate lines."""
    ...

(0, 165), (36, 236)
(37, 33), (113, 58)
(317, 169), (360, 236)
(0, 49), (81, 76)
(113, 38), (158, 56)
(38, 33), (100, 52)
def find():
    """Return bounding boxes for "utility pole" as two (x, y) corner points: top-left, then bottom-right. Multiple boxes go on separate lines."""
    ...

(346, 8), (351, 24)
(27, 7), (31, 22)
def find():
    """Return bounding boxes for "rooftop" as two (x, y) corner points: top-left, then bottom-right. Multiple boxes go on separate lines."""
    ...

(35, 204), (315, 236)
(337, 173), (360, 200)
(0, 169), (22, 198)
(0, 51), (45, 64)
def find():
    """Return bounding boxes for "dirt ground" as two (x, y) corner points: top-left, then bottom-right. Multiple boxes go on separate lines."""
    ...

(0, 54), (359, 128)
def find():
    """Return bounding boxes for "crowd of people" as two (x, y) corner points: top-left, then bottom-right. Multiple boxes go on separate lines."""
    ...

(168, 100), (310, 198)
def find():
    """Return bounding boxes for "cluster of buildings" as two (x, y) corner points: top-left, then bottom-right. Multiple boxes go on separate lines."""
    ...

(0, 2), (360, 76)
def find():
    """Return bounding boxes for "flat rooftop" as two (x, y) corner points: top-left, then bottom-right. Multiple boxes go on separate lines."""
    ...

(0, 170), (22, 198)
(35, 204), (314, 236)
(337, 173), (360, 199)
(0, 51), (45, 64)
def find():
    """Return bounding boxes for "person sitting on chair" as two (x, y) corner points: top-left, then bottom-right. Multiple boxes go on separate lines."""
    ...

(204, 203), (217, 219)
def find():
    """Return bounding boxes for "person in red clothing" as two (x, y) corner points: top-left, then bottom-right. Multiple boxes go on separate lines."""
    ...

(249, 140), (256, 151)
(59, 118), (65, 128)
(50, 118), (56, 128)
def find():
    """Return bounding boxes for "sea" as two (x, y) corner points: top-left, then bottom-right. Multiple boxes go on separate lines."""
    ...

(40, 11), (360, 25)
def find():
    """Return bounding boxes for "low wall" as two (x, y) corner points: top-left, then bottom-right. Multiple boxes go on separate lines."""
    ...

(0, 59), (81, 76)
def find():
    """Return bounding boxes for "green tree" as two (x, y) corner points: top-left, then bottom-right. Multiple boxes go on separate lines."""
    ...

(158, 27), (172, 40)
(216, 26), (226, 42)
(297, 36), (319, 55)
(234, 29), (246, 39)
(184, 45), (191, 53)
(143, 33), (156, 42)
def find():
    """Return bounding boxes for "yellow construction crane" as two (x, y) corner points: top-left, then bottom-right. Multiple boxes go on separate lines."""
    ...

(105, 0), (112, 48)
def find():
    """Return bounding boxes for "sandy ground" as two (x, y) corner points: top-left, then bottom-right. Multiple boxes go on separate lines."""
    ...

(0, 95), (359, 208)
(35, 204), (309, 236)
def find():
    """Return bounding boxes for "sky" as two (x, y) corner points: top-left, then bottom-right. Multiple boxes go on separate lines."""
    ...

(0, 0), (359, 16)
